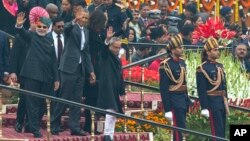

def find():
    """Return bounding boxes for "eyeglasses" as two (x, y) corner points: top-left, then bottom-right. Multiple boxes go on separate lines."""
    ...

(37, 25), (48, 29)
(56, 25), (64, 28)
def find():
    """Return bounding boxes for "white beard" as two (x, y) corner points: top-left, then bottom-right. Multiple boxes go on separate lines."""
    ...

(36, 29), (46, 36)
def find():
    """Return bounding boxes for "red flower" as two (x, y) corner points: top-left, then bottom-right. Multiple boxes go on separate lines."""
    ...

(221, 30), (228, 39)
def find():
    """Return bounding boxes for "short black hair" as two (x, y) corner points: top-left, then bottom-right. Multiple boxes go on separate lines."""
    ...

(52, 17), (64, 25)
(180, 23), (194, 36)
(185, 3), (197, 15)
(191, 14), (201, 23)
(139, 3), (149, 11)
(73, 0), (87, 7)
(150, 27), (165, 40)
(137, 37), (153, 51)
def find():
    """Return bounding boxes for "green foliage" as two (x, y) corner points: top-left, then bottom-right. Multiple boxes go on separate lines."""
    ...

(154, 128), (171, 141)
(185, 109), (250, 141)
(185, 50), (250, 99)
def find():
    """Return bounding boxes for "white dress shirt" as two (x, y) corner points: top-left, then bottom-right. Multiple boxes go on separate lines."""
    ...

(52, 31), (64, 59)
(78, 25), (86, 63)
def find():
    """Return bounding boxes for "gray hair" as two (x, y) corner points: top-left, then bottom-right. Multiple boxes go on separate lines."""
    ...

(109, 37), (121, 45)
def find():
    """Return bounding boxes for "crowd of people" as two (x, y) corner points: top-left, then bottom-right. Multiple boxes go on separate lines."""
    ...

(0, 0), (250, 141)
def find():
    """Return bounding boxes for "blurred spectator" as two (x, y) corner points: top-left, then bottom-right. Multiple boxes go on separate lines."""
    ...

(131, 37), (152, 65)
(49, 0), (62, 12)
(0, 0), (18, 35)
(166, 16), (181, 29)
(29, 0), (50, 8)
(60, 0), (74, 22)
(234, 44), (250, 72)
(179, 2), (197, 27)
(239, 8), (248, 34)
(17, 0), (31, 29)
(46, 3), (59, 20)
(167, 26), (179, 36)
(128, 27), (137, 43)
(191, 14), (203, 28)
(220, 6), (232, 29)
(149, 26), (166, 58)
(148, 47), (167, 71)
(198, 12), (209, 23)
(148, 9), (161, 25)
(150, 26), (166, 44)
(229, 23), (245, 54)
(138, 3), (150, 31)
(87, 0), (103, 13)
(180, 23), (194, 46)
(129, 9), (142, 40)
(158, 0), (168, 19)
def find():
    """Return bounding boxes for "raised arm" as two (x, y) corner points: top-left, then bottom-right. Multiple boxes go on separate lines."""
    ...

(15, 12), (32, 42)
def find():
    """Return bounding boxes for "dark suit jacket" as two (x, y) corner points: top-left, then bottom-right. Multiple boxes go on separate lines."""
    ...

(16, 28), (59, 84)
(97, 45), (125, 114)
(0, 32), (10, 81)
(138, 17), (147, 32)
(9, 34), (29, 79)
(59, 22), (93, 75)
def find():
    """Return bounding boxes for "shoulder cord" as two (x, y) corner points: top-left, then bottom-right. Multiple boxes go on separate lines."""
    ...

(163, 59), (185, 91)
(200, 64), (224, 93)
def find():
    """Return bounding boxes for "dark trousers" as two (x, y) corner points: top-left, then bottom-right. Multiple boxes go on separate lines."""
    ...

(51, 65), (84, 132)
(83, 96), (97, 132)
(172, 108), (187, 141)
(16, 87), (28, 127)
(23, 78), (53, 132)
(209, 108), (226, 141)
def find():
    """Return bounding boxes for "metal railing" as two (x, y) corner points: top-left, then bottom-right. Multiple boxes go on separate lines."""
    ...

(127, 42), (233, 49)
(0, 84), (229, 141)
(124, 80), (250, 113)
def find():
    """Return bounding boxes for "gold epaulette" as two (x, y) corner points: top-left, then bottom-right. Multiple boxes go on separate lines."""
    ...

(159, 58), (170, 69)
(179, 57), (185, 60)
(196, 61), (207, 72)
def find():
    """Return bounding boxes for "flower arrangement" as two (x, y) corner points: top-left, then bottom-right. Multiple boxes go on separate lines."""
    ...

(122, 59), (159, 86)
(115, 110), (170, 134)
(192, 17), (236, 46)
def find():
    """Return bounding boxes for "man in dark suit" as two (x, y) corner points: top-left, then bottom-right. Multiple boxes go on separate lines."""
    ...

(97, 31), (126, 141)
(15, 12), (59, 138)
(46, 17), (65, 127)
(51, 7), (95, 136)
(48, 17), (65, 66)
(138, 3), (150, 32)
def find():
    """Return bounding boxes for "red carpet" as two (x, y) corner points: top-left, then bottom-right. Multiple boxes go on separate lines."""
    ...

(2, 128), (151, 141)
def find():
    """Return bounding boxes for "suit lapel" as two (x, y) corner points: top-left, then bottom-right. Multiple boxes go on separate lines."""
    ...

(73, 25), (82, 50)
